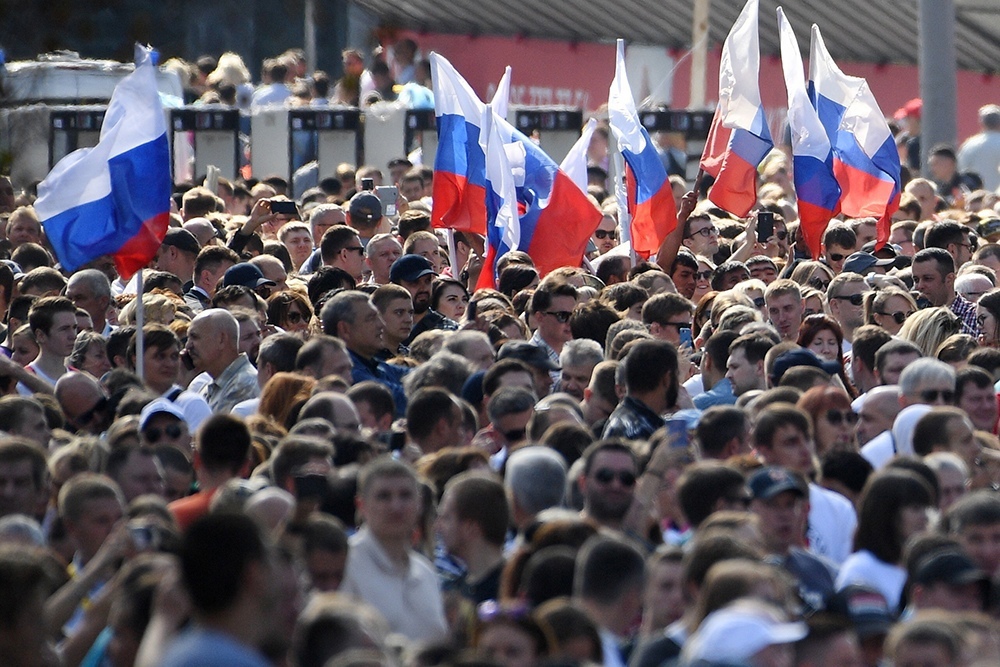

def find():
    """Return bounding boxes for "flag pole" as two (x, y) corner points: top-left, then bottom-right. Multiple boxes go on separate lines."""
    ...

(135, 268), (145, 381)
(613, 147), (635, 266)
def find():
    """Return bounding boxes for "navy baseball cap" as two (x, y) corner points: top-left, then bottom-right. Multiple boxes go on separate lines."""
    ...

(349, 192), (383, 224)
(390, 254), (437, 283)
(223, 262), (276, 289)
(748, 467), (806, 500)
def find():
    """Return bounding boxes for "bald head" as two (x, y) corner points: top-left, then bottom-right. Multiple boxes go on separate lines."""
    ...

(857, 385), (903, 447)
(183, 218), (218, 247)
(299, 391), (361, 433)
(55, 372), (110, 434)
(186, 308), (240, 376)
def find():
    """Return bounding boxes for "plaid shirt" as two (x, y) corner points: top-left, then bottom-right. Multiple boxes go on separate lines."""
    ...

(951, 293), (980, 337)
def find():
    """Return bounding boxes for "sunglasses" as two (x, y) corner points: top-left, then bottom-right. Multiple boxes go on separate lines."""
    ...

(877, 310), (913, 325)
(807, 278), (830, 290)
(594, 229), (618, 240)
(144, 423), (183, 444)
(831, 293), (866, 307)
(920, 389), (955, 403)
(75, 396), (109, 427)
(687, 226), (719, 239)
(502, 427), (527, 442)
(545, 311), (573, 323)
(344, 246), (365, 254)
(825, 409), (859, 426)
(593, 468), (637, 487)
(695, 270), (713, 280)
(828, 253), (846, 263)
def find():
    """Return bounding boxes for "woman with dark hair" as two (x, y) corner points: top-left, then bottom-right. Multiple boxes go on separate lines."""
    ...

(796, 314), (844, 363)
(497, 265), (540, 300)
(472, 601), (554, 667)
(976, 287), (1000, 348)
(797, 386), (857, 457)
(835, 469), (934, 612)
(267, 290), (314, 336)
(432, 277), (471, 321)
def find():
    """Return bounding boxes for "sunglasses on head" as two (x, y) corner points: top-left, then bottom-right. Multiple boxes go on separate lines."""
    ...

(920, 389), (955, 403)
(593, 468), (637, 487)
(144, 423), (183, 444)
(877, 310), (912, 325)
(832, 293), (866, 307)
(545, 311), (573, 323)
(594, 229), (618, 240)
(825, 409), (858, 426)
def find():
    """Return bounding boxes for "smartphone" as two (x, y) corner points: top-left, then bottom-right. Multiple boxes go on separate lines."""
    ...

(666, 417), (690, 449)
(375, 185), (398, 216)
(269, 199), (298, 215)
(361, 177), (375, 191)
(678, 327), (693, 349)
(757, 211), (774, 243)
(388, 429), (407, 452)
(179, 348), (195, 371)
(128, 524), (159, 551)
(293, 473), (329, 500)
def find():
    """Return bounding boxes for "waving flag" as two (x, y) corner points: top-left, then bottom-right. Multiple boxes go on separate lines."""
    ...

(809, 24), (901, 245)
(34, 45), (170, 279)
(561, 118), (599, 192)
(777, 7), (840, 259)
(700, 0), (774, 218)
(608, 40), (676, 258)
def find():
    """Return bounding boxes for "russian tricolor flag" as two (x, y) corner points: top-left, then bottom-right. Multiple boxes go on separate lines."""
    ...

(777, 7), (840, 259)
(608, 40), (677, 259)
(34, 45), (170, 280)
(431, 54), (490, 235)
(700, 0), (774, 219)
(809, 24), (901, 246)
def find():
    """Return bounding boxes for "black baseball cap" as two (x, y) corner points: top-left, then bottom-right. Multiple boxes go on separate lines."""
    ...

(161, 228), (201, 255)
(223, 262), (276, 289)
(390, 254), (437, 283)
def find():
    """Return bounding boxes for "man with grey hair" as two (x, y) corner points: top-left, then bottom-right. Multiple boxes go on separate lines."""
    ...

(442, 330), (495, 371)
(185, 308), (258, 413)
(321, 290), (408, 415)
(505, 445), (567, 533)
(403, 351), (474, 398)
(959, 104), (1000, 192)
(364, 233), (403, 286)
(66, 269), (113, 336)
(861, 358), (956, 469)
(558, 339), (604, 402)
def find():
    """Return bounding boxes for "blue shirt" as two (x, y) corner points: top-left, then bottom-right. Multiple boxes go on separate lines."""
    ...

(693, 377), (737, 409)
(349, 350), (410, 417)
(161, 627), (270, 667)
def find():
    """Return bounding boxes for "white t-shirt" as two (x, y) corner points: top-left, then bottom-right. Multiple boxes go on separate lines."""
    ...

(860, 431), (896, 470)
(808, 483), (857, 566)
(836, 548), (907, 613)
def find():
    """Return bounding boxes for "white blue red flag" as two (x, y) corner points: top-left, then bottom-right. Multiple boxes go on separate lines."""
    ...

(561, 117), (599, 193)
(809, 25), (901, 245)
(700, 0), (774, 218)
(608, 40), (676, 258)
(34, 45), (170, 279)
(777, 7), (840, 258)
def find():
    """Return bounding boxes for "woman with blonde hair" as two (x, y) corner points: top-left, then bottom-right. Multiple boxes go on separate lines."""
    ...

(863, 287), (918, 336)
(789, 261), (835, 293)
(898, 307), (963, 357)
(118, 292), (177, 326)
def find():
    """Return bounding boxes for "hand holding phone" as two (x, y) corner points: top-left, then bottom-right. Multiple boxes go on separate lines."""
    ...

(757, 211), (774, 244)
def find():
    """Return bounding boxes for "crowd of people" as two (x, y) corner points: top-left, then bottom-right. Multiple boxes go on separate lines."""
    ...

(8, 80), (1000, 667)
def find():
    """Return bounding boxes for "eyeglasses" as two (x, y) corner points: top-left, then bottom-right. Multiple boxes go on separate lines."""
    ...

(876, 310), (913, 325)
(807, 277), (830, 290)
(825, 409), (859, 426)
(344, 246), (365, 254)
(827, 253), (846, 263)
(920, 389), (955, 403)
(687, 226), (720, 239)
(695, 270), (713, 281)
(545, 311), (573, 323)
(144, 423), (183, 444)
(594, 229), (618, 240)
(593, 468), (637, 487)
(831, 293), (867, 307)
(74, 396), (109, 427)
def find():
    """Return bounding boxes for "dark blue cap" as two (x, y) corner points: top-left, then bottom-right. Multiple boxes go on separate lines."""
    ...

(223, 262), (275, 289)
(390, 254), (436, 283)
